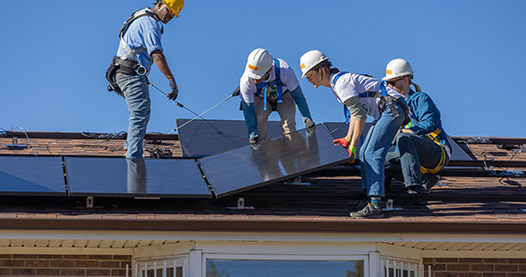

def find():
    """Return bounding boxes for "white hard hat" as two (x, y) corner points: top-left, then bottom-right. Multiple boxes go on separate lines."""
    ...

(300, 50), (329, 78)
(244, 48), (273, 80)
(382, 58), (414, 81)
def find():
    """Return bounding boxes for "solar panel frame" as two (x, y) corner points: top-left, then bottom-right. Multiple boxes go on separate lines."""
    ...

(176, 119), (283, 157)
(65, 157), (212, 198)
(198, 124), (352, 197)
(0, 156), (66, 196)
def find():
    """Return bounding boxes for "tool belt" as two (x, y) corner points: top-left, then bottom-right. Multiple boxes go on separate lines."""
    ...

(378, 95), (410, 126)
(266, 90), (289, 111)
(105, 56), (148, 97)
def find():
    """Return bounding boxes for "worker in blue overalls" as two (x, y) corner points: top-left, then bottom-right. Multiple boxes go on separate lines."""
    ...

(239, 48), (315, 145)
(384, 58), (451, 194)
(106, 0), (183, 158)
(300, 50), (409, 219)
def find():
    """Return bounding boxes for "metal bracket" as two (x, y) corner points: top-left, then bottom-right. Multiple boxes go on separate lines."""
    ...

(86, 196), (94, 208)
(384, 199), (403, 211)
(283, 176), (311, 186)
(227, 198), (255, 210)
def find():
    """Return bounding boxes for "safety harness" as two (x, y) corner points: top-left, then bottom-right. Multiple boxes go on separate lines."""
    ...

(255, 59), (285, 111)
(406, 105), (448, 174)
(334, 72), (410, 126)
(105, 9), (163, 96)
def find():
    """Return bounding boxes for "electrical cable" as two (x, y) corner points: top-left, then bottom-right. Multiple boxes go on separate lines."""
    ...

(147, 81), (241, 146)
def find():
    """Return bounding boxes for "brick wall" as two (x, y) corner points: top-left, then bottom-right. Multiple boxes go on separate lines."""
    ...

(424, 258), (526, 277)
(0, 254), (131, 276)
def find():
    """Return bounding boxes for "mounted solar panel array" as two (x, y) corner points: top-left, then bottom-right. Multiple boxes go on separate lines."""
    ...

(65, 158), (211, 198)
(0, 156), (65, 196)
(0, 120), (474, 199)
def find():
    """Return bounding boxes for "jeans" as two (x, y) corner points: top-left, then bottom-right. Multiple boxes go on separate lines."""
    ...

(116, 73), (151, 159)
(385, 132), (448, 187)
(360, 98), (407, 197)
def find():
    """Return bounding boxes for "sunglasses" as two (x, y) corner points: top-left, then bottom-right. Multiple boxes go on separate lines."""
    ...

(387, 78), (405, 86)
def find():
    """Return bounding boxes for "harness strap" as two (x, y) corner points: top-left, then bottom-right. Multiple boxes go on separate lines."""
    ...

(256, 59), (284, 111)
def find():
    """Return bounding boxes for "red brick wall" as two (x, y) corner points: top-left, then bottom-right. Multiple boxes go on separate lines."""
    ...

(424, 258), (526, 277)
(0, 254), (131, 276)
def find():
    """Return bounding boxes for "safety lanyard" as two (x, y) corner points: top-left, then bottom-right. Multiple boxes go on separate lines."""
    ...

(255, 59), (283, 111)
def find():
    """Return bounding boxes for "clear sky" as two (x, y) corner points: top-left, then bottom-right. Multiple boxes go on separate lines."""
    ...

(2, 0), (525, 138)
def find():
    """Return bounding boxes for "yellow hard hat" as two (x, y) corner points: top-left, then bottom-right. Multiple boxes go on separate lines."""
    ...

(162, 0), (184, 17)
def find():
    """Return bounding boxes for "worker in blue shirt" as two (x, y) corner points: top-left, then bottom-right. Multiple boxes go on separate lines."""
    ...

(384, 59), (451, 194)
(106, 0), (184, 159)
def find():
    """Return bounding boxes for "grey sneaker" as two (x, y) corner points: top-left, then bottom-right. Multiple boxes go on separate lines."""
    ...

(350, 202), (384, 219)
(423, 174), (439, 194)
(346, 199), (368, 213)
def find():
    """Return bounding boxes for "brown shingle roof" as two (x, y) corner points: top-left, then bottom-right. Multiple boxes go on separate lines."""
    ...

(0, 131), (525, 233)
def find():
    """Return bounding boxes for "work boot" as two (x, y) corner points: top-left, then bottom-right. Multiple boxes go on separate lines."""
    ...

(406, 185), (427, 195)
(346, 198), (368, 213)
(423, 174), (439, 194)
(350, 202), (384, 219)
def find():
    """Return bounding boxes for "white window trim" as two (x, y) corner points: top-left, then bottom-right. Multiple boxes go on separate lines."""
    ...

(134, 255), (188, 277)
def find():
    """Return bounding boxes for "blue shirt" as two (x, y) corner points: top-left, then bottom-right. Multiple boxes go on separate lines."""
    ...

(116, 8), (163, 72)
(406, 90), (451, 149)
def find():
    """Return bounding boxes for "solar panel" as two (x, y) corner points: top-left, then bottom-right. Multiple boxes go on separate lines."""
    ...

(323, 122), (473, 161)
(0, 156), (65, 195)
(65, 157), (211, 198)
(176, 119), (283, 157)
(198, 124), (352, 197)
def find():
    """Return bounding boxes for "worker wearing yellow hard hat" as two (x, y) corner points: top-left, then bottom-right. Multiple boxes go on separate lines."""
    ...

(384, 58), (452, 195)
(105, 0), (184, 159)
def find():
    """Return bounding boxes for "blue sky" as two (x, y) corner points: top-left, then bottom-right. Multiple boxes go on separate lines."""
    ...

(2, 0), (525, 138)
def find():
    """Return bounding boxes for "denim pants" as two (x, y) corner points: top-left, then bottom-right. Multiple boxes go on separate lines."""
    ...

(385, 132), (448, 187)
(116, 73), (151, 159)
(360, 99), (407, 197)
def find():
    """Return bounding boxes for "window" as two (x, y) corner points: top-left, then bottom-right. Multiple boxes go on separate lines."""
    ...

(206, 259), (364, 277)
(135, 258), (186, 277)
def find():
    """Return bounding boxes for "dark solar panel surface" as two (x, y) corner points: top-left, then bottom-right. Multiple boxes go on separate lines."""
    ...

(65, 157), (211, 198)
(176, 119), (283, 157)
(0, 156), (65, 195)
(198, 125), (352, 197)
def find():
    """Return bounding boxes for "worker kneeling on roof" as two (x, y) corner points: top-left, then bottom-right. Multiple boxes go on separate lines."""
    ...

(384, 58), (452, 195)
(105, 0), (183, 159)
(238, 48), (314, 145)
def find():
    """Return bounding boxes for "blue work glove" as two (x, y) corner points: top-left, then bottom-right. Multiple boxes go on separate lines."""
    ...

(167, 76), (178, 101)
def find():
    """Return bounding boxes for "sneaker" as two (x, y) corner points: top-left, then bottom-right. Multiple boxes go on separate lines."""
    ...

(346, 199), (368, 213)
(350, 202), (384, 219)
(407, 185), (427, 195)
(423, 174), (439, 194)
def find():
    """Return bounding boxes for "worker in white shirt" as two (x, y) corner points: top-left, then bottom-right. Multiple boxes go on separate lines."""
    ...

(300, 50), (409, 219)
(238, 48), (314, 144)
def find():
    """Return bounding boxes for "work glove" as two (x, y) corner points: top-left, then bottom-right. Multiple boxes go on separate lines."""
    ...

(333, 137), (356, 163)
(347, 145), (356, 163)
(333, 137), (350, 149)
(167, 76), (178, 101)
(232, 86), (241, 97)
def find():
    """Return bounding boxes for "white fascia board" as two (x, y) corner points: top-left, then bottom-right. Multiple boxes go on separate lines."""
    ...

(1, 230), (526, 244)
(0, 246), (132, 255)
